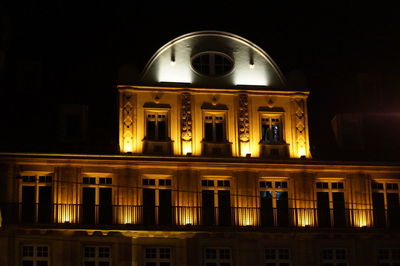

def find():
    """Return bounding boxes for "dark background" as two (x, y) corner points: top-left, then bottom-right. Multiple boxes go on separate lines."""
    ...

(1, 2), (400, 161)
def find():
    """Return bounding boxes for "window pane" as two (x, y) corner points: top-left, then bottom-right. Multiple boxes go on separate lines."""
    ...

(145, 248), (157, 258)
(160, 263), (171, 266)
(84, 247), (96, 257)
(160, 248), (171, 258)
(37, 262), (48, 266)
(215, 122), (224, 142)
(205, 122), (213, 141)
(84, 262), (96, 266)
(37, 246), (48, 257)
(22, 246), (34, 257)
(22, 261), (34, 266)
(99, 262), (110, 266)
(147, 121), (156, 140)
(205, 248), (217, 259)
(158, 120), (167, 141)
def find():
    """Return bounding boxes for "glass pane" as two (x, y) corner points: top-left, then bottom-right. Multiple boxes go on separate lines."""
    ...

(99, 262), (110, 266)
(84, 262), (96, 266)
(145, 248), (157, 258)
(160, 263), (171, 266)
(22, 246), (34, 257)
(205, 248), (217, 259)
(205, 122), (213, 141)
(37, 262), (48, 266)
(147, 121), (156, 140)
(84, 247), (96, 258)
(22, 261), (34, 266)
(265, 249), (276, 259)
(145, 263), (157, 266)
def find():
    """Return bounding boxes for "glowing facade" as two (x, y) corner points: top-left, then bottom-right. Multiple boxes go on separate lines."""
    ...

(1, 31), (400, 266)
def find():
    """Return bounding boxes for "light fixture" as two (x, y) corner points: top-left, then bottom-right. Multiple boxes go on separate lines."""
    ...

(246, 153), (251, 158)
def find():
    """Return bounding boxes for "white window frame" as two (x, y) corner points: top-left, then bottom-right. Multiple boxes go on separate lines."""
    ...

(377, 248), (400, 265)
(264, 248), (292, 266)
(21, 244), (50, 266)
(83, 246), (112, 266)
(259, 113), (284, 145)
(320, 248), (348, 266)
(203, 111), (227, 143)
(145, 109), (170, 141)
(203, 247), (232, 266)
(143, 247), (172, 266)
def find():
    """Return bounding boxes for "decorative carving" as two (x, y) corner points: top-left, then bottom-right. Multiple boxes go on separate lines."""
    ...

(238, 94), (250, 142)
(293, 98), (306, 155)
(121, 92), (136, 152)
(267, 97), (274, 108)
(181, 93), (192, 141)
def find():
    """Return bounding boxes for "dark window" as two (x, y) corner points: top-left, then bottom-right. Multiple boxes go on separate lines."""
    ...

(192, 53), (233, 76)
(204, 115), (226, 142)
(146, 113), (168, 141)
(202, 190), (215, 226)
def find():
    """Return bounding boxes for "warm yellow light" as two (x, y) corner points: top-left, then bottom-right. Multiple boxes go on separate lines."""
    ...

(297, 146), (306, 158)
(237, 208), (257, 226)
(57, 205), (76, 223)
(297, 208), (314, 227)
(240, 142), (250, 157)
(182, 140), (192, 155)
(123, 139), (133, 153)
(177, 207), (196, 226)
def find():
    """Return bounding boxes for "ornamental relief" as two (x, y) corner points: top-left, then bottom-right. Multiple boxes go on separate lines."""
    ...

(293, 98), (306, 150)
(121, 92), (136, 147)
(181, 93), (192, 141)
(238, 94), (250, 142)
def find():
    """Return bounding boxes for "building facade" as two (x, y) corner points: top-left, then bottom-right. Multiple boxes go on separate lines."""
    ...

(0, 31), (399, 266)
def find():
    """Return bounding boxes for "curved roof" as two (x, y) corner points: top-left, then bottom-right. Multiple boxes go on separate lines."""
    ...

(141, 31), (287, 89)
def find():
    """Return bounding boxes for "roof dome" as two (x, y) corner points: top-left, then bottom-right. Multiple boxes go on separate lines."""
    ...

(141, 31), (287, 89)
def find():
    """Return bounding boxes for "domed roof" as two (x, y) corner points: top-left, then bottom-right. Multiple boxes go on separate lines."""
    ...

(141, 31), (287, 89)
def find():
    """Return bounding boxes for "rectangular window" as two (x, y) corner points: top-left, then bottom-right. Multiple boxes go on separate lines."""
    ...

(146, 112), (168, 141)
(144, 247), (171, 266)
(265, 248), (291, 266)
(83, 246), (111, 266)
(315, 181), (346, 228)
(201, 178), (231, 226)
(22, 245), (49, 266)
(204, 114), (226, 142)
(372, 180), (400, 227)
(81, 176), (113, 225)
(260, 115), (283, 144)
(321, 249), (348, 266)
(260, 180), (289, 227)
(21, 174), (53, 224)
(378, 248), (400, 266)
(142, 177), (173, 226)
(204, 248), (232, 266)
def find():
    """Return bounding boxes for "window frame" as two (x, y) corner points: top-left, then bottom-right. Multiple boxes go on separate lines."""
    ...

(203, 111), (228, 143)
(259, 112), (284, 145)
(144, 109), (170, 142)
(264, 248), (292, 266)
(191, 51), (234, 77)
(320, 248), (349, 266)
(21, 244), (50, 266)
(143, 246), (172, 266)
(203, 247), (232, 266)
(82, 245), (112, 266)
(377, 248), (400, 265)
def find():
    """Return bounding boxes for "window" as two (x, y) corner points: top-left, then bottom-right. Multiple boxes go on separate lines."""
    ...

(315, 180), (346, 227)
(22, 245), (49, 266)
(81, 176), (113, 225)
(142, 176), (173, 225)
(378, 248), (400, 266)
(192, 52), (233, 76)
(204, 248), (232, 266)
(372, 181), (400, 228)
(265, 248), (291, 266)
(20, 173), (53, 224)
(260, 115), (283, 144)
(83, 246), (111, 266)
(146, 112), (168, 141)
(321, 249), (348, 266)
(259, 180), (289, 227)
(201, 178), (231, 226)
(144, 247), (171, 266)
(204, 114), (226, 142)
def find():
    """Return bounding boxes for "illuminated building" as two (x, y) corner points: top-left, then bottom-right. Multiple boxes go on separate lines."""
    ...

(0, 31), (399, 266)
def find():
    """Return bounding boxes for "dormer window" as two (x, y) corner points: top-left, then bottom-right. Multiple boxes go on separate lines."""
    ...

(146, 112), (168, 141)
(204, 114), (226, 142)
(261, 116), (282, 144)
(192, 52), (233, 76)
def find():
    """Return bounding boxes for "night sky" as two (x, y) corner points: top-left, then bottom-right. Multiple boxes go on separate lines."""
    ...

(1, 3), (400, 159)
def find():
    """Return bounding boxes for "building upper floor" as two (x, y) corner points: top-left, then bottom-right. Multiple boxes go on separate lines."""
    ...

(1, 153), (400, 230)
(119, 31), (311, 159)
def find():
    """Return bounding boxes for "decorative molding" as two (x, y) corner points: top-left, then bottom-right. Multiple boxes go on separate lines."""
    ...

(120, 92), (136, 152)
(292, 98), (306, 156)
(238, 94), (250, 142)
(181, 93), (192, 141)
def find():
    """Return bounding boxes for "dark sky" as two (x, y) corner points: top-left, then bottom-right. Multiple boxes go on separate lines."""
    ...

(2, 2), (400, 158)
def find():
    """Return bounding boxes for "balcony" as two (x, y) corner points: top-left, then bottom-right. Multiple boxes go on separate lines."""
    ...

(1, 203), (395, 229)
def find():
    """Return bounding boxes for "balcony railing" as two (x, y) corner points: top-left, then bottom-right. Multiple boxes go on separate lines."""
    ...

(0, 203), (397, 228)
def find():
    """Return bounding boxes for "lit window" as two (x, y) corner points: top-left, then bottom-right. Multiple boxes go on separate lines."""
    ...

(144, 247), (171, 266)
(378, 248), (400, 266)
(261, 116), (282, 144)
(22, 245), (49, 266)
(83, 246), (111, 266)
(146, 112), (169, 141)
(192, 52), (233, 76)
(204, 114), (226, 142)
(321, 249), (348, 266)
(265, 248), (291, 266)
(204, 248), (232, 266)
